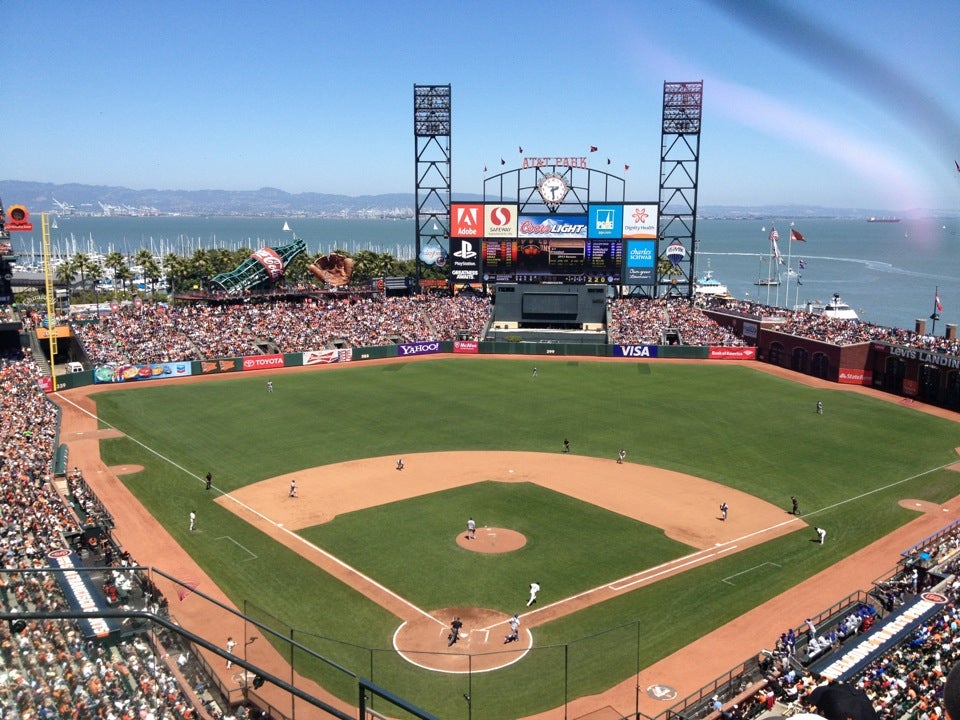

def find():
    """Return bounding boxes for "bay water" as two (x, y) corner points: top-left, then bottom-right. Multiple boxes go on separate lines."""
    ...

(9, 215), (959, 332)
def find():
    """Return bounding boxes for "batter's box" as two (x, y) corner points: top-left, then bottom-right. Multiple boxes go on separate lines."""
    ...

(215, 535), (258, 562)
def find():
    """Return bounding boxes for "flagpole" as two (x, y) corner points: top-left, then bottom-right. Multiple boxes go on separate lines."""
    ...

(767, 225), (777, 305)
(931, 286), (941, 336)
(783, 221), (794, 310)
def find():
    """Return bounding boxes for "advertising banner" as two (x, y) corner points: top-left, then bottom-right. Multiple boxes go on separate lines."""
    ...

(397, 341), (442, 357)
(449, 237), (481, 283)
(453, 340), (479, 354)
(485, 205), (517, 238)
(623, 240), (656, 285)
(93, 361), (192, 384)
(242, 354), (285, 371)
(614, 345), (660, 358)
(48, 549), (121, 640)
(200, 359), (240, 375)
(303, 349), (352, 365)
(622, 204), (659, 238)
(518, 215), (588, 239)
(708, 347), (757, 360)
(838, 368), (873, 385)
(450, 204), (484, 238)
(588, 205), (623, 238)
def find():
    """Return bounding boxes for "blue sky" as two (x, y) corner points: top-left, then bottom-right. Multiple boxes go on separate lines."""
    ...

(2, 0), (958, 211)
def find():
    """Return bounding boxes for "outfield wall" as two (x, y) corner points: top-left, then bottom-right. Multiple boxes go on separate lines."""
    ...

(59, 343), (756, 390)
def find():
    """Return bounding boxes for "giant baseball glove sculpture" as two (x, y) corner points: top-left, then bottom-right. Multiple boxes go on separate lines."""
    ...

(308, 253), (355, 286)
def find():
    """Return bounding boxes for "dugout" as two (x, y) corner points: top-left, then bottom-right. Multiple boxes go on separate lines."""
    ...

(486, 283), (608, 343)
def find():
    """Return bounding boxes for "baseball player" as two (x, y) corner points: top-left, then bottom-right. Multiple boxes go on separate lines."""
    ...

(504, 614), (521, 643)
(527, 581), (540, 606)
(617, 448), (626, 464)
(226, 637), (236, 668)
(448, 617), (463, 646)
(466, 517), (476, 540)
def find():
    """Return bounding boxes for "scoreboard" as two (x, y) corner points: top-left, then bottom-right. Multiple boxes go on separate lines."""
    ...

(449, 202), (657, 286)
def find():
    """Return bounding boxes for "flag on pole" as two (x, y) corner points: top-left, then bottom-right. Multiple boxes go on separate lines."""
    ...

(790, 228), (806, 242)
(589, 145), (598, 152)
(607, 158), (611, 165)
(500, 158), (505, 165)
(519, 146), (523, 153)
(624, 164), (630, 171)
(769, 227), (784, 265)
(936, 290), (943, 313)
(483, 165), (487, 173)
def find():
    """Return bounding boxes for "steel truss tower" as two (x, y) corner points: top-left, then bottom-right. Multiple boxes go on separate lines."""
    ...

(413, 84), (451, 289)
(658, 81), (703, 299)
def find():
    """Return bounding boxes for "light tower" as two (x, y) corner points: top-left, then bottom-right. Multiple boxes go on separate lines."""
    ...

(413, 84), (452, 290)
(658, 81), (703, 299)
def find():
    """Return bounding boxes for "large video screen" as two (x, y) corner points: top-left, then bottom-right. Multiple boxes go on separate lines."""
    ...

(451, 202), (657, 285)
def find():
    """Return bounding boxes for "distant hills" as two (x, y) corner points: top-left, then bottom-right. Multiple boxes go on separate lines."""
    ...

(0, 179), (947, 220)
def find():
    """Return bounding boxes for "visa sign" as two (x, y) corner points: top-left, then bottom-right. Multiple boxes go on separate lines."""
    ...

(614, 345), (660, 358)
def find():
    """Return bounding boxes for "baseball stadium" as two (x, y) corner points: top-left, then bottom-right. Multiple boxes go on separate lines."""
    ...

(4, 83), (960, 720)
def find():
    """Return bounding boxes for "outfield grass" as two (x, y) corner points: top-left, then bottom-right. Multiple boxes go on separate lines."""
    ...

(93, 359), (960, 718)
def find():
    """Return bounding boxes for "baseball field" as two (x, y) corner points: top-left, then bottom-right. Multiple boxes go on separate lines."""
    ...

(60, 357), (960, 719)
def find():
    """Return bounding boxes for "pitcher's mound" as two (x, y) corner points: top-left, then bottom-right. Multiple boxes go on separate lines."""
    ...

(394, 606), (531, 672)
(456, 527), (526, 553)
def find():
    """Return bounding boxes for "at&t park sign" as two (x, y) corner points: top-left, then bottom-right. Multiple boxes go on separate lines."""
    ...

(521, 156), (590, 169)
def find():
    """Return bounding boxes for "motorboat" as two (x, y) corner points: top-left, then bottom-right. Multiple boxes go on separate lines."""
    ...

(694, 264), (733, 298)
(799, 293), (860, 321)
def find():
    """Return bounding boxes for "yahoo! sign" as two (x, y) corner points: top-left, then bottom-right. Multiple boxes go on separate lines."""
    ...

(398, 341), (442, 357)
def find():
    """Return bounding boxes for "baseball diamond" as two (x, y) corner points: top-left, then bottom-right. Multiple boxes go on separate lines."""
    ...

(56, 356), (960, 720)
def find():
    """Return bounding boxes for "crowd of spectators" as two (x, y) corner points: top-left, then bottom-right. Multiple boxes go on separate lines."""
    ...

(701, 296), (960, 354)
(71, 296), (482, 366)
(612, 297), (747, 347)
(70, 294), (758, 368)
(0, 352), (214, 720)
